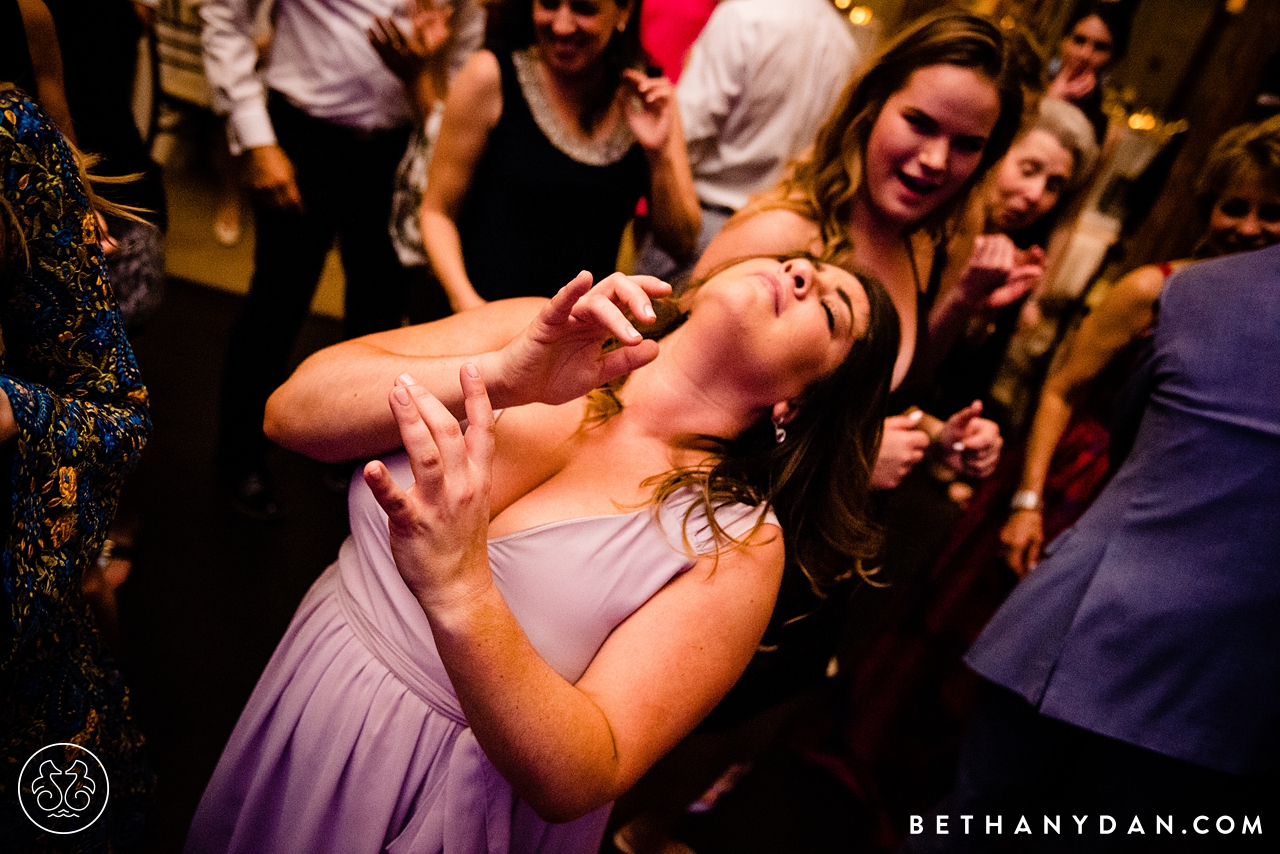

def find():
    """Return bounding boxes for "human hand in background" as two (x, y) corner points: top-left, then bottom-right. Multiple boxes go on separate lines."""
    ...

(1048, 60), (1098, 103)
(958, 235), (1045, 309)
(936, 400), (1002, 478)
(369, 1), (455, 84)
(364, 365), (494, 613)
(498, 271), (669, 407)
(1000, 508), (1044, 576)
(871, 410), (930, 489)
(622, 70), (676, 153)
(246, 144), (303, 211)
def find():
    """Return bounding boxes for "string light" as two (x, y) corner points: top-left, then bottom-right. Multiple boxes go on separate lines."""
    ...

(849, 6), (872, 26)
(1127, 111), (1158, 131)
(834, 0), (852, 10)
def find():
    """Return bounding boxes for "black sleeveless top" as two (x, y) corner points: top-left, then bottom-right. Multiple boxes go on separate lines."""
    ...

(457, 51), (650, 300)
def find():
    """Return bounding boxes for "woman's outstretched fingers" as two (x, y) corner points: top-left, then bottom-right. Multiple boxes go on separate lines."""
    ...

(363, 459), (410, 521)
(406, 380), (470, 476)
(460, 363), (496, 467)
(390, 381), (446, 490)
(545, 271), (596, 324)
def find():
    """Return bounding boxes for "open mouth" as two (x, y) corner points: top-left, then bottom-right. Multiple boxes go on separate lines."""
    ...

(898, 171), (941, 197)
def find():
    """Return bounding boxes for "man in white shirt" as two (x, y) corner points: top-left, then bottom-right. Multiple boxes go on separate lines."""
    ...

(201, 0), (482, 518)
(637, 0), (861, 286)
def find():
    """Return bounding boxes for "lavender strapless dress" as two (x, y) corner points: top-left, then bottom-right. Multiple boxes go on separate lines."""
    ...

(186, 452), (771, 854)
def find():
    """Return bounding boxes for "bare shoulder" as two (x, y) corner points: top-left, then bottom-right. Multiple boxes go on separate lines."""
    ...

(448, 49), (504, 126)
(1090, 264), (1168, 332)
(1113, 263), (1171, 304)
(685, 519), (785, 584)
(694, 208), (822, 278)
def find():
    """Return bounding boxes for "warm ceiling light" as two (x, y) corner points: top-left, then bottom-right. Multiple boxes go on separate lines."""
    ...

(849, 6), (872, 25)
(1127, 111), (1157, 131)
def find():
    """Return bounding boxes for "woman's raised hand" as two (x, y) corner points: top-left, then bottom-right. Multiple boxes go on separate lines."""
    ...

(497, 271), (670, 406)
(369, 1), (454, 83)
(958, 235), (1045, 309)
(363, 365), (495, 614)
(621, 70), (676, 152)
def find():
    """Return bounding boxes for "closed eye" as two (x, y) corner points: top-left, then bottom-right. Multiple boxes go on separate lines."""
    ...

(822, 301), (836, 332)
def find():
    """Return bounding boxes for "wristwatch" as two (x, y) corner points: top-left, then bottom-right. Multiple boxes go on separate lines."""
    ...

(1010, 489), (1043, 512)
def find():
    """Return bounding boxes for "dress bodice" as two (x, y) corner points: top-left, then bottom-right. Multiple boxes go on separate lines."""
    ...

(340, 452), (772, 716)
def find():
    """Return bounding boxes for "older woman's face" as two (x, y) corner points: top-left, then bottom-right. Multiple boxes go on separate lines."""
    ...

(533, 0), (630, 77)
(1203, 167), (1280, 257)
(987, 129), (1075, 232)
(1060, 15), (1114, 75)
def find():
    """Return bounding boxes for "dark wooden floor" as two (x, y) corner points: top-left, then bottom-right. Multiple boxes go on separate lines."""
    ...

(117, 278), (351, 851)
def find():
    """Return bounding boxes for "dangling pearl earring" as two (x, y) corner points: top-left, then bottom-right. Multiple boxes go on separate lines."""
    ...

(774, 420), (787, 445)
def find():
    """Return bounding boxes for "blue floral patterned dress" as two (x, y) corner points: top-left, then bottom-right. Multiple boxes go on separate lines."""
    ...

(1, 89), (153, 851)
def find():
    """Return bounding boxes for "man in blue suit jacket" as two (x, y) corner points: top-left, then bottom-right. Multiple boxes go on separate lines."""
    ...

(906, 243), (1280, 852)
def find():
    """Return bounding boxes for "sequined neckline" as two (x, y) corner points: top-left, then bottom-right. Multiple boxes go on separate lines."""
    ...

(512, 49), (637, 166)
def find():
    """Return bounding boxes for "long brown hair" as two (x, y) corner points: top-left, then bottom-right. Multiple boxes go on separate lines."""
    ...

(746, 9), (1024, 262)
(590, 254), (901, 598)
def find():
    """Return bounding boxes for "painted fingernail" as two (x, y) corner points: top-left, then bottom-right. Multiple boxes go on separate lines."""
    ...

(394, 387), (411, 405)
(464, 363), (479, 378)
(398, 373), (417, 386)
(908, 410), (924, 423)
(953, 442), (966, 452)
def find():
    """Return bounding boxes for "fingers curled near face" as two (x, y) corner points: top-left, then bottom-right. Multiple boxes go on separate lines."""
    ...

(598, 271), (668, 324)
(541, 271), (596, 327)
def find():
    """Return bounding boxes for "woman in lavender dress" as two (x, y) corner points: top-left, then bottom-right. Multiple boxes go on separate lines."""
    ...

(186, 256), (899, 854)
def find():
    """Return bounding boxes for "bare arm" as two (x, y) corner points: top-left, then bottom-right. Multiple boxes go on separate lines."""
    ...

(421, 50), (503, 312)
(1001, 263), (1166, 573)
(366, 373), (783, 821)
(16, 0), (75, 143)
(691, 207), (823, 281)
(265, 274), (669, 462)
(623, 71), (700, 261)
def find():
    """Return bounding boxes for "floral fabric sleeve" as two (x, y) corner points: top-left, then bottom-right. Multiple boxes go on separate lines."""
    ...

(1, 90), (153, 849)
(1, 89), (151, 605)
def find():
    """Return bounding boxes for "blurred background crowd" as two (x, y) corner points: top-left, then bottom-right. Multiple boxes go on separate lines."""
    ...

(3, 0), (1279, 852)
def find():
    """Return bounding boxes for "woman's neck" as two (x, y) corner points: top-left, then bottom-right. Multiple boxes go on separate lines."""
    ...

(613, 330), (766, 458)
(531, 48), (615, 135)
(849, 189), (911, 250)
